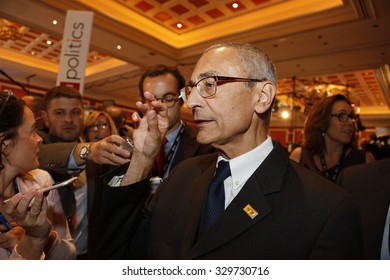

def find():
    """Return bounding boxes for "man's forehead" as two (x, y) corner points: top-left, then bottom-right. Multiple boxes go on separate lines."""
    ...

(49, 97), (83, 109)
(193, 47), (239, 73)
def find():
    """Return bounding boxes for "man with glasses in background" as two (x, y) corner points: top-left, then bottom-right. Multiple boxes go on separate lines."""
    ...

(137, 64), (214, 180)
(92, 43), (362, 260)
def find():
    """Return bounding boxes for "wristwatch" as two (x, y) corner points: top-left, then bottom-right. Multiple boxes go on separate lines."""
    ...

(79, 143), (91, 160)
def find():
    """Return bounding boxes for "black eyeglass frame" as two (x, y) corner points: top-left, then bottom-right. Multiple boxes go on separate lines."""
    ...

(331, 112), (358, 122)
(180, 75), (266, 101)
(155, 94), (182, 108)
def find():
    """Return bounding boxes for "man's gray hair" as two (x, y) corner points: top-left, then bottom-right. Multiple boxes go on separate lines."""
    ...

(203, 42), (277, 86)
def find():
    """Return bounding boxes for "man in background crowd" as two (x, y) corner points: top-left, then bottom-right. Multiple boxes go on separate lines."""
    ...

(21, 92), (46, 131)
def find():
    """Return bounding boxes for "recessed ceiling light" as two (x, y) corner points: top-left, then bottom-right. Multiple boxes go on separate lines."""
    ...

(46, 40), (52, 45)
(176, 23), (183, 29)
(52, 20), (57, 25)
(281, 111), (290, 119)
(116, 45), (122, 50)
(232, 3), (239, 9)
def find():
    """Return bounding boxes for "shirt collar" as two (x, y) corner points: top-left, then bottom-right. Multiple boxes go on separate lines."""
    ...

(164, 121), (184, 154)
(217, 136), (274, 190)
(166, 121), (183, 144)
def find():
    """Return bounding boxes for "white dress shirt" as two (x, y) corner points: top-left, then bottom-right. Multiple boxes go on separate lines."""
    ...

(216, 136), (274, 209)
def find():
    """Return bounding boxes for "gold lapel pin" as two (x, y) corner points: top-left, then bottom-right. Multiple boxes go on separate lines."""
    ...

(243, 204), (258, 219)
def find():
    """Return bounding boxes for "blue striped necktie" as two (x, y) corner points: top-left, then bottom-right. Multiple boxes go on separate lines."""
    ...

(202, 160), (231, 234)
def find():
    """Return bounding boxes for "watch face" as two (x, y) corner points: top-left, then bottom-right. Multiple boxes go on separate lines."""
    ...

(80, 145), (89, 158)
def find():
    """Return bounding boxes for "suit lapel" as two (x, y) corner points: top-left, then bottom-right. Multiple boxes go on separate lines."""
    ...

(172, 125), (199, 167)
(179, 159), (216, 257)
(187, 142), (289, 259)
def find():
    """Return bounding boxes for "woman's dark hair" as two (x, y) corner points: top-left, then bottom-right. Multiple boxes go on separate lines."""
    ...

(0, 90), (25, 170)
(302, 94), (355, 153)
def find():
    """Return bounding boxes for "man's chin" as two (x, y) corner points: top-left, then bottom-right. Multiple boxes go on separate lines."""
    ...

(59, 135), (80, 142)
(196, 132), (214, 145)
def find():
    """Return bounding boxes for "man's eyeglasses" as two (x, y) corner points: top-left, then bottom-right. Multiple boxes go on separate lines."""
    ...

(0, 90), (14, 116)
(180, 76), (266, 101)
(331, 112), (358, 122)
(155, 94), (182, 108)
(87, 123), (110, 132)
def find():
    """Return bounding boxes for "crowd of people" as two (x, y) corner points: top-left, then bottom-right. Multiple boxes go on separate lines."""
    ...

(0, 42), (389, 260)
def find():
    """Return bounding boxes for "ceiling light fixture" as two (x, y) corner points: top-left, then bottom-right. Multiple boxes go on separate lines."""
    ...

(176, 23), (183, 29)
(281, 110), (290, 119)
(0, 19), (23, 41)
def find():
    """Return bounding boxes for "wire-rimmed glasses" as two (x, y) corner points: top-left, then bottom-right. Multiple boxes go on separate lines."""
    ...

(331, 112), (358, 122)
(179, 76), (266, 102)
(87, 123), (110, 132)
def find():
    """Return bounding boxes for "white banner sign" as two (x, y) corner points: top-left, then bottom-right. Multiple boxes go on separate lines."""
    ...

(57, 10), (94, 95)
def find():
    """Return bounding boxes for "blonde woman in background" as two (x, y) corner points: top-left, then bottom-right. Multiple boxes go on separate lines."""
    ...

(83, 111), (119, 142)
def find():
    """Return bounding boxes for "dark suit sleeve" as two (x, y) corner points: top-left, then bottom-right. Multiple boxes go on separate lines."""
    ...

(91, 164), (150, 260)
(309, 196), (363, 259)
(38, 142), (77, 174)
(38, 142), (79, 223)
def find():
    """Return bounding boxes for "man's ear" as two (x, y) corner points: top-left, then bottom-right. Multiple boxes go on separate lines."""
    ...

(254, 82), (276, 114)
(41, 110), (49, 127)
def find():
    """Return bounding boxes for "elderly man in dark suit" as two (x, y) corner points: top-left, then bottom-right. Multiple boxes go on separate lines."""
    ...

(338, 158), (390, 259)
(92, 42), (362, 260)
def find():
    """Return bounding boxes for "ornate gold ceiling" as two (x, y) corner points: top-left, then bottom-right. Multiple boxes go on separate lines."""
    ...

(114, 0), (280, 34)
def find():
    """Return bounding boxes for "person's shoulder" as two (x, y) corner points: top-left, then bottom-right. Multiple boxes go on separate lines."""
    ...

(28, 169), (54, 184)
(178, 152), (217, 167)
(289, 146), (302, 162)
(289, 159), (350, 199)
(168, 152), (217, 178)
(342, 157), (390, 176)
(365, 150), (376, 163)
(17, 169), (54, 189)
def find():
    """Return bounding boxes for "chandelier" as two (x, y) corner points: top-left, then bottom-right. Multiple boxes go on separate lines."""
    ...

(0, 19), (23, 41)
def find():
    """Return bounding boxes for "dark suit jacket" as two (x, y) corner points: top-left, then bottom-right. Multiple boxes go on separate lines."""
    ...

(37, 131), (114, 228)
(93, 141), (362, 260)
(38, 134), (78, 223)
(337, 158), (390, 259)
(169, 124), (215, 172)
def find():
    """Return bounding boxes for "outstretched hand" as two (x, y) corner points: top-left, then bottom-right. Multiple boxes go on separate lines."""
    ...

(120, 91), (169, 185)
(89, 135), (132, 165)
(132, 91), (169, 159)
